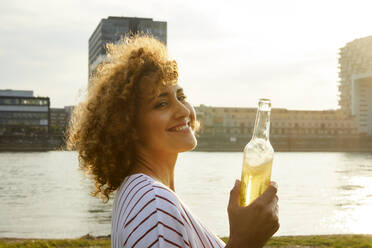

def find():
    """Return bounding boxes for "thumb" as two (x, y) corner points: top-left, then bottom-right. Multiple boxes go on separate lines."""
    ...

(228, 179), (241, 207)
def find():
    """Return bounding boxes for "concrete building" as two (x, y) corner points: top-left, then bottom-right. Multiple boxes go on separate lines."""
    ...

(88, 16), (167, 76)
(50, 108), (68, 134)
(338, 35), (372, 135)
(50, 106), (74, 135)
(195, 105), (358, 138)
(0, 90), (50, 135)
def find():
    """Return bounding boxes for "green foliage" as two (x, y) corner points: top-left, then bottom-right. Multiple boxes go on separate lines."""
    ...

(0, 239), (110, 248)
(222, 235), (372, 248)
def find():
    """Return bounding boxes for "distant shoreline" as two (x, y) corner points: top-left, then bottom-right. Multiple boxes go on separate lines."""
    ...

(1, 136), (372, 152)
(195, 136), (372, 152)
(1, 145), (372, 152)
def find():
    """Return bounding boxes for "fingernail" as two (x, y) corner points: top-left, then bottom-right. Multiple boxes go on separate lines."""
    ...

(234, 180), (239, 187)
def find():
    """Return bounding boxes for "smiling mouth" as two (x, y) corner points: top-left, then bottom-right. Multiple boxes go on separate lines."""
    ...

(169, 124), (189, 132)
(167, 120), (191, 132)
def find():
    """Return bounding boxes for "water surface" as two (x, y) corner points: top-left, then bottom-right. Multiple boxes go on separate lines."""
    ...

(0, 151), (371, 238)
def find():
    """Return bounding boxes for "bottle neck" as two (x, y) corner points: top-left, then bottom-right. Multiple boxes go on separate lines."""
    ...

(252, 110), (270, 140)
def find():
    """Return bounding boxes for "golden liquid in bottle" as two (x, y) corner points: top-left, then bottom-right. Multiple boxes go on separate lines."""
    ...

(239, 159), (273, 206)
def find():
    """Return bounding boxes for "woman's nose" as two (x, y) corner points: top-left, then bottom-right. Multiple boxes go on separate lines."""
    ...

(174, 100), (190, 119)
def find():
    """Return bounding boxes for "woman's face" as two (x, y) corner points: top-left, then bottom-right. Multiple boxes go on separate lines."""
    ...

(135, 83), (197, 154)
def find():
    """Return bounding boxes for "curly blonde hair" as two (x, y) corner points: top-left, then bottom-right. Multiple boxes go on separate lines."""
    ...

(66, 35), (182, 202)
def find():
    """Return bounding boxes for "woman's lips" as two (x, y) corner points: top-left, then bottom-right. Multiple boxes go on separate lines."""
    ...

(167, 122), (191, 132)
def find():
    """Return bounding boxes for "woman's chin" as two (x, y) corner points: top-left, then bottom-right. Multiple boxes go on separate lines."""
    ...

(185, 141), (198, 152)
(177, 138), (197, 153)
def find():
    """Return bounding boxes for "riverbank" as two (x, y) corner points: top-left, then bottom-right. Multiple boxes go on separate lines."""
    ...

(1, 135), (372, 152)
(1, 234), (371, 247)
(195, 136), (372, 152)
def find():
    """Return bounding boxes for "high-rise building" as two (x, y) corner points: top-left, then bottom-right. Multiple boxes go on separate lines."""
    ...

(338, 35), (372, 135)
(88, 16), (167, 76)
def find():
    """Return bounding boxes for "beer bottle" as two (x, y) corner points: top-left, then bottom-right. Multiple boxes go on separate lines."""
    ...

(240, 99), (274, 206)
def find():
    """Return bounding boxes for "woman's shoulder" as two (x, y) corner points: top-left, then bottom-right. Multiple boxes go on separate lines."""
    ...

(112, 174), (225, 248)
(113, 174), (195, 248)
(117, 173), (180, 203)
(114, 173), (183, 223)
(112, 174), (187, 239)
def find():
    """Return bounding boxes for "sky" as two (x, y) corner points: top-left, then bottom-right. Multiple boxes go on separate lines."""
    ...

(1, 0), (372, 110)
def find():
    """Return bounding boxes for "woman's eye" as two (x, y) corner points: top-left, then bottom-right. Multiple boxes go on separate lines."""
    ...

(178, 95), (187, 101)
(155, 102), (167, 108)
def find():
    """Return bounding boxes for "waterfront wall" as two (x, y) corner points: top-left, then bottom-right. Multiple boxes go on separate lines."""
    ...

(195, 135), (372, 152)
(1, 134), (371, 152)
(0, 135), (64, 151)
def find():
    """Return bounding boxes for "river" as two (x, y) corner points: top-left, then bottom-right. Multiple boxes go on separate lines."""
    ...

(0, 151), (371, 238)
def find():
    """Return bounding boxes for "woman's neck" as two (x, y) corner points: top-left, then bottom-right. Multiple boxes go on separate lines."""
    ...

(131, 149), (178, 191)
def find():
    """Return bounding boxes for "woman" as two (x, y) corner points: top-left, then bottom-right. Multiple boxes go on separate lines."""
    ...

(67, 35), (279, 248)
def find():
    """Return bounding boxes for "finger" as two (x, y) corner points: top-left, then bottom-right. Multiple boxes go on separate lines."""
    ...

(256, 183), (277, 205)
(271, 184), (279, 209)
(273, 194), (279, 206)
(274, 202), (279, 216)
(271, 220), (280, 235)
(228, 179), (241, 208)
(274, 220), (280, 233)
(270, 181), (278, 190)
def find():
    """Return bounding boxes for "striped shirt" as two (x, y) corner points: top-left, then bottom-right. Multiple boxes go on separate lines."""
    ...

(111, 173), (226, 248)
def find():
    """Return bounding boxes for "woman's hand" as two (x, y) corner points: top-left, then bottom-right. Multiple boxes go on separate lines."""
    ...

(226, 180), (279, 248)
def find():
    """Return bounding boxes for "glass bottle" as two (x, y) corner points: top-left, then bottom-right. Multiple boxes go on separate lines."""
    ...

(239, 99), (274, 206)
